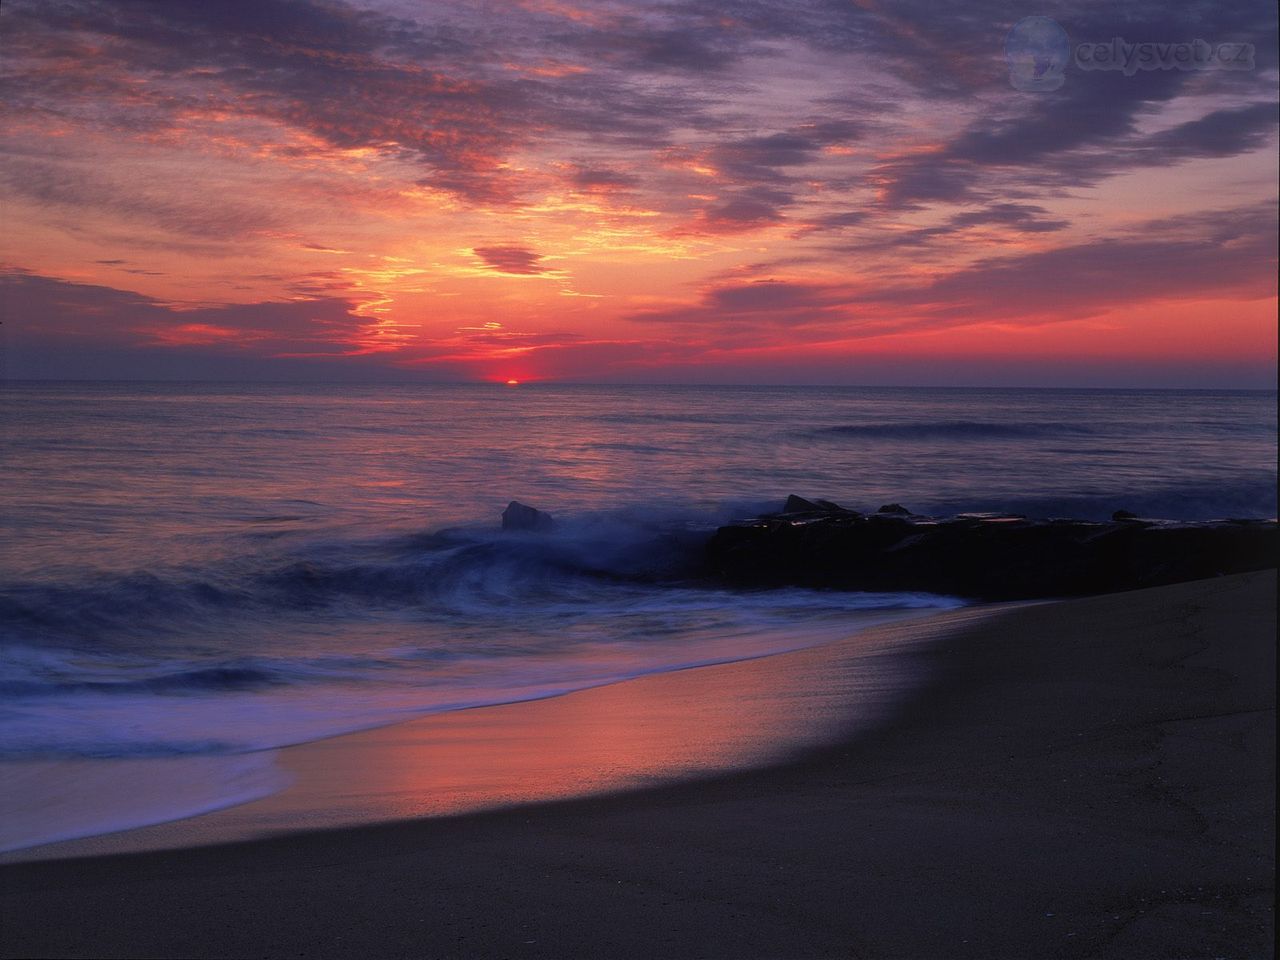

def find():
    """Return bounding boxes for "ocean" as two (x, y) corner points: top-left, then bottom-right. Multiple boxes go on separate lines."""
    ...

(1, 381), (1276, 851)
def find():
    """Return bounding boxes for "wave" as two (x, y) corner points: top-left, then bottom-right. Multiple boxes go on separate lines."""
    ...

(2, 475), (1274, 648)
(0, 514), (719, 641)
(0, 573), (251, 641)
(812, 420), (1098, 440)
(0, 665), (287, 698)
(589, 412), (741, 425)
(0, 506), (969, 760)
(915, 478), (1277, 523)
(2, 482), (1269, 762)
(0, 590), (962, 759)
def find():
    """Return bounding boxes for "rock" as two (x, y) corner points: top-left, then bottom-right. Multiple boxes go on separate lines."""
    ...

(876, 503), (911, 515)
(783, 495), (823, 513)
(502, 500), (555, 532)
(705, 508), (1278, 600)
(780, 495), (854, 516)
(1112, 509), (1139, 521)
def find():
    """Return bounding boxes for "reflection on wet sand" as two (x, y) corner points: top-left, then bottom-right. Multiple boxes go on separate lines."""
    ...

(255, 612), (976, 832)
(8, 607), (994, 862)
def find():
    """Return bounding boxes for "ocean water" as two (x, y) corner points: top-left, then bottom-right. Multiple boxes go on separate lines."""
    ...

(1, 382), (1276, 850)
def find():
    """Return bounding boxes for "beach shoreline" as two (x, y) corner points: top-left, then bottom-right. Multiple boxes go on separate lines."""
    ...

(1, 571), (1274, 959)
(0, 603), (983, 862)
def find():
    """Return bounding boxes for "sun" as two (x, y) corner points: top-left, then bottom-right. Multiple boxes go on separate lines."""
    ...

(505, 379), (520, 386)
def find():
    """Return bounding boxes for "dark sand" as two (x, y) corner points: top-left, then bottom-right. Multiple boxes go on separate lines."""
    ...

(1, 572), (1274, 959)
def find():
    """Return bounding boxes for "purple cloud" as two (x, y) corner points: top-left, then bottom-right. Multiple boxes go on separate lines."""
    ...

(472, 245), (548, 275)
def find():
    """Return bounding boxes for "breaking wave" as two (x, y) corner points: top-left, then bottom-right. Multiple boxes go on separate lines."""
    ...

(813, 420), (1098, 440)
(0, 510), (962, 759)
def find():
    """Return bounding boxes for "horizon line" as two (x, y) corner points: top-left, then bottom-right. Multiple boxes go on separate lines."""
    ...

(2, 377), (1276, 394)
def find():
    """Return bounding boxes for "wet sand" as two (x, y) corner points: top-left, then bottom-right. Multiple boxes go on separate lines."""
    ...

(1, 572), (1274, 959)
(0, 605), (985, 862)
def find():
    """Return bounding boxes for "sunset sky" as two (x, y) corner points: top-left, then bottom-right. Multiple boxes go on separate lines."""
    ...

(2, 0), (1276, 386)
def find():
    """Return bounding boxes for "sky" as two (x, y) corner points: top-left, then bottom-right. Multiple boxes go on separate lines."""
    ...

(1, 0), (1277, 387)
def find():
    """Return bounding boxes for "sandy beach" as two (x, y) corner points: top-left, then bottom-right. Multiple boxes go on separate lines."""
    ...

(1, 571), (1274, 959)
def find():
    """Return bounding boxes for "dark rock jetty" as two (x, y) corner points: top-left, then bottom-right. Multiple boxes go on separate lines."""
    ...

(705, 497), (1277, 600)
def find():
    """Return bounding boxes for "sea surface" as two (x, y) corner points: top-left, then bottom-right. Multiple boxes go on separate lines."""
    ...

(1, 382), (1276, 851)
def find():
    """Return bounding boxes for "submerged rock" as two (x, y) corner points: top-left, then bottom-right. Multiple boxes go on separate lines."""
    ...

(502, 500), (555, 532)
